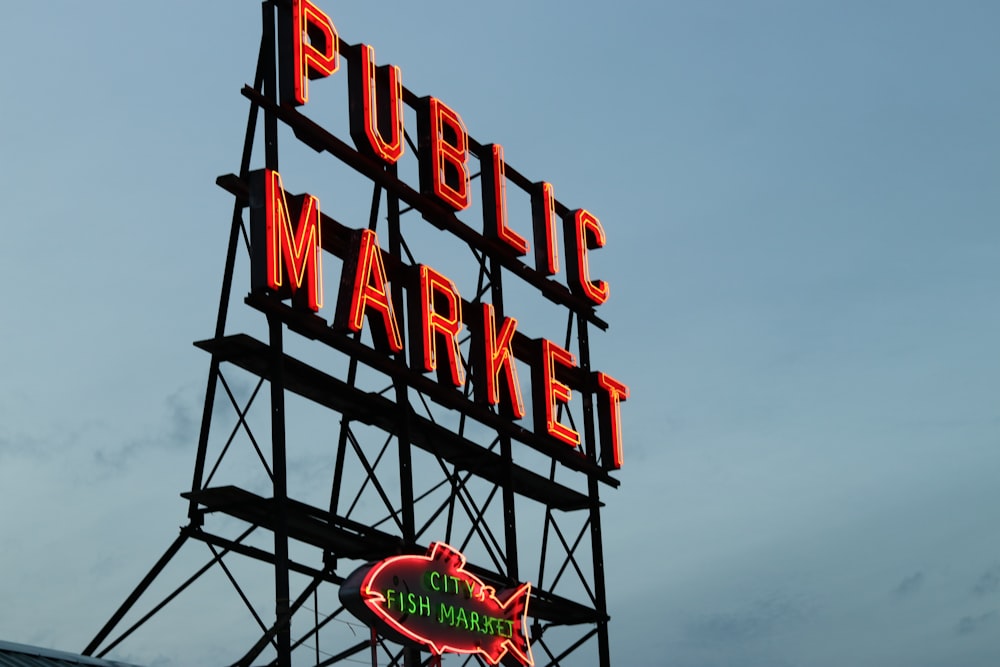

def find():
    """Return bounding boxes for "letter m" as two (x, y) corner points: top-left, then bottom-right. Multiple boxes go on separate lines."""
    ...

(438, 603), (456, 626)
(250, 168), (323, 312)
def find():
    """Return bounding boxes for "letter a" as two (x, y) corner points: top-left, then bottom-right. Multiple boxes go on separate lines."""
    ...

(334, 229), (403, 352)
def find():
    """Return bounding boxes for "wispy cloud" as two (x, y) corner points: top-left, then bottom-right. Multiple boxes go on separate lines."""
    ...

(0, 426), (80, 464)
(0, 432), (42, 462)
(891, 571), (924, 599)
(956, 611), (997, 636)
(90, 385), (203, 475)
(972, 563), (1000, 597)
(165, 388), (201, 449)
(684, 593), (814, 645)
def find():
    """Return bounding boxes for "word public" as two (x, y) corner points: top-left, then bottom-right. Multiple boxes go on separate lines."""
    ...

(256, 0), (628, 468)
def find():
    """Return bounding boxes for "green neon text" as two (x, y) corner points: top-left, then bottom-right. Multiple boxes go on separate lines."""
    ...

(385, 589), (432, 617)
(437, 603), (513, 638)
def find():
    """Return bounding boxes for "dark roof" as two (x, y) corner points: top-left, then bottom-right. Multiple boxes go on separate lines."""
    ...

(0, 642), (143, 667)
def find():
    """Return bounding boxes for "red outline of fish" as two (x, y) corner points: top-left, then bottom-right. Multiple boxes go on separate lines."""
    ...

(349, 542), (534, 666)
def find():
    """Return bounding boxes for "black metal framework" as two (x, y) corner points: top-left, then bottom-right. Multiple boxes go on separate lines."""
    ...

(84, 3), (621, 665)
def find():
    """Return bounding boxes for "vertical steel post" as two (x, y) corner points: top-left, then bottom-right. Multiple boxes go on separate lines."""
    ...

(489, 259), (520, 583)
(385, 166), (419, 667)
(269, 317), (293, 666)
(263, 3), (291, 665)
(577, 313), (612, 666)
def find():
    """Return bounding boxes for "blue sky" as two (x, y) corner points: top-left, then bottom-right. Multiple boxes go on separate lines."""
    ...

(1, 2), (998, 666)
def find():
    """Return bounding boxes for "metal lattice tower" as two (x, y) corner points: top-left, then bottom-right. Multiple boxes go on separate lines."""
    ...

(84, 3), (624, 665)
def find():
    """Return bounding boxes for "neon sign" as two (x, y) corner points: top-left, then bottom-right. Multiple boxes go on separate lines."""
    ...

(250, 187), (629, 467)
(81, 1), (626, 664)
(340, 543), (533, 666)
(258, 0), (631, 470)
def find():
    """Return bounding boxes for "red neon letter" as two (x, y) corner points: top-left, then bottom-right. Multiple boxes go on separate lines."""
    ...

(477, 303), (526, 419)
(334, 229), (403, 352)
(349, 44), (404, 164)
(281, 0), (339, 106)
(482, 144), (528, 256)
(418, 97), (470, 211)
(531, 181), (559, 276)
(250, 169), (323, 312)
(412, 265), (465, 387)
(566, 209), (609, 305)
(533, 340), (580, 447)
(595, 372), (629, 469)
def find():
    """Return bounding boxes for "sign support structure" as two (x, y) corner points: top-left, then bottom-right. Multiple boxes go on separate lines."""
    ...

(83, 2), (628, 665)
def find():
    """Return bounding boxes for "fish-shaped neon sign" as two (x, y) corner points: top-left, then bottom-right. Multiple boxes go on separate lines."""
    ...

(339, 542), (534, 666)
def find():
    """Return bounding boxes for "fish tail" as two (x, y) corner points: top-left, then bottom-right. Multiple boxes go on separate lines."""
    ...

(499, 583), (533, 666)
